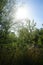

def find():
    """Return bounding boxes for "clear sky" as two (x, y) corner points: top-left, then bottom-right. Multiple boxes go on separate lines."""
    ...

(16, 0), (43, 28)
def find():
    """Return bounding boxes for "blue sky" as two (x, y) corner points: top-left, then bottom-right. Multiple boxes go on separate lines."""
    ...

(16, 0), (43, 28)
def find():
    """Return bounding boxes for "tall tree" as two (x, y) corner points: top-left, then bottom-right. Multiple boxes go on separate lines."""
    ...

(0, 0), (16, 44)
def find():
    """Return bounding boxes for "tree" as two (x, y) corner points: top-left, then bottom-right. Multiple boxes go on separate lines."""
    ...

(25, 19), (36, 32)
(38, 28), (43, 46)
(0, 0), (16, 44)
(32, 29), (39, 46)
(0, 0), (8, 44)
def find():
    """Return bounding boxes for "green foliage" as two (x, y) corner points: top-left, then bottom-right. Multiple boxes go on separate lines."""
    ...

(8, 32), (17, 43)
(0, 0), (16, 44)
(0, 0), (8, 44)
(0, 0), (43, 65)
(18, 27), (30, 44)
(0, 44), (43, 65)
(0, 0), (7, 12)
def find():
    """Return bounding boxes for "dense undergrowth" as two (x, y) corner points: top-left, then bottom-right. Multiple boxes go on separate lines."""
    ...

(0, 44), (43, 65)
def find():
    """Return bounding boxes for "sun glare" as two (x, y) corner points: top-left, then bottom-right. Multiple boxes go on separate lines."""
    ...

(15, 6), (28, 20)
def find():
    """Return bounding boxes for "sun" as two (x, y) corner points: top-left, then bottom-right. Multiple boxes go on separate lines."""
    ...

(15, 6), (28, 20)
